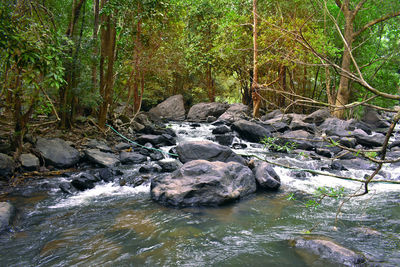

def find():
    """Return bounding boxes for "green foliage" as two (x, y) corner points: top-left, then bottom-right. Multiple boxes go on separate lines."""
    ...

(261, 136), (297, 153)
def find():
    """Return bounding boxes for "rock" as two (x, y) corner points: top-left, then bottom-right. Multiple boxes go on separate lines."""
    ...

(131, 121), (145, 132)
(149, 150), (164, 161)
(261, 109), (283, 121)
(362, 107), (390, 128)
(252, 161), (281, 190)
(0, 153), (15, 180)
(281, 130), (314, 151)
(262, 121), (290, 133)
(136, 134), (176, 147)
(71, 173), (99, 191)
(84, 149), (120, 168)
(98, 168), (114, 182)
(212, 125), (231, 135)
(214, 134), (234, 146)
(139, 164), (162, 173)
(0, 202), (14, 232)
(59, 182), (78, 194)
(36, 138), (80, 168)
(206, 116), (217, 123)
(149, 94), (186, 121)
(119, 151), (147, 165)
(336, 158), (376, 170)
(20, 153), (40, 171)
(187, 102), (229, 122)
(176, 141), (246, 165)
(85, 139), (113, 153)
(304, 108), (330, 125)
(217, 103), (250, 123)
(347, 119), (372, 135)
(232, 120), (272, 142)
(290, 114), (316, 133)
(352, 129), (385, 148)
(319, 118), (351, 137)
(151, 160), (257, 207)
(290, 237), (366, 266)
(115, 142), (132, 151)
(315, 147), (332, 158)
(158, 159), (182, 172)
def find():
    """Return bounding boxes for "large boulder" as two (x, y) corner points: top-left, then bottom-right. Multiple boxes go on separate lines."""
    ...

(290, 237), (366, 266)
(36, 138), (80, 168)
(176, 141), (246, 165)
(84, 149), (120, 168)
(151, 160), (257, 207)
(136, 134), (176, 147)
(187, 102), (229, 122)
(280, 130), (315, 151)
(319, 118), (351, 137)
(71, 173), (100, 191)
(217, 103), (250, 123)
(232, 120), (272, 142)
(0, 153), (15, 180)
(0, 202), (14, 232)
(352, 129), (385, 148)
(362, 107), (390, 128)
(252, 161), (281, 190)
(20, 153), (40, 171)
(119, 151), (147, 164)
(149, 94), (186, 121)
(304, 108), (330, 125)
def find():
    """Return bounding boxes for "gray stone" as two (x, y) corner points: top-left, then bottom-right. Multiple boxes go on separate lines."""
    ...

(253, 161), (281, 190)
(214, 134), (234, 146)
(85, 139), (112, 153)
(187, 102), (229, 122)
(119, 151), (147, 164)
(281, 130), (314, 151)
(36, 138), (80, 168)
(20, 153), (39, 171)
(352, 129), (385, 148)
(362, 107), (390, 128)
(176, 141), (246, 165)
(319, 118), (352, 137)
(136, 134), (176, 147)
(0, 202), (14, 232)
(149, 94), (186, 121)
(212, 125), (231, 135)
(290, 237), (366, 266)
(0, 153), (15, 180)
(84, 149), (120, 168)
(261, 109), (283, 121)
(151, 160), (257, 207)
(217, 103), (250, 123)
(304, 108), (330, 125)
(232, 120), (272, 142)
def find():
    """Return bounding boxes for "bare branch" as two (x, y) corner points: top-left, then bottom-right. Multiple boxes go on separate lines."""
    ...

(354, 11), (400, 38)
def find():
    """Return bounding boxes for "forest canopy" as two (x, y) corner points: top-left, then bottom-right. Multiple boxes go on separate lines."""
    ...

(1, 0), (399, 154)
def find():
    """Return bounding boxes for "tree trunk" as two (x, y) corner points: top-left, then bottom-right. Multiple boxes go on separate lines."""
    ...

(133, 2), (143, 113)
(251, 0), (261, 118)
(98, 0), (116, 128)
(206, 64), (215, 102)
(278, 64), (286, 108)
(91, 0), (99, 93)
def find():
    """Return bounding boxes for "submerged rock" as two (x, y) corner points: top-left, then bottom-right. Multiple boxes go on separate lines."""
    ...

(176, 141), (246, 165)
(151, 160), (257, 207)
(36, 138), (80, 168)
(0, 202), (14, 232)
(290, 237), (366, 266)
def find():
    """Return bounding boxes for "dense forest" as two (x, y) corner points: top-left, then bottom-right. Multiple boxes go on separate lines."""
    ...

(1, 0), (400, 157)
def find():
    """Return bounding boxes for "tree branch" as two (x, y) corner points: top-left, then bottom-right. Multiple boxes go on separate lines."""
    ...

(354, 11), (400, 38)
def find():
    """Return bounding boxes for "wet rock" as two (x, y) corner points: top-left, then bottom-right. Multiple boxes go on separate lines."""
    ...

(119, 151), (147, 165)
(217, 103), (250, 123)
(304, 108), (330, 125)
(315, 147), (332, 158)
(84, 149), (120, 168)
(149, 94), (186, 121)
(151, 160), (257, 207)
(36, 138), (80, 168)
(352, 129), (385, 148)
(232, 120), (272, 142)
(71, 173), (99, 191)
(0, 153), (15, 180)
(290, 115), (316, 133)
(59, 182), (78, 194)
(319, 118), (351, 137)
(85, 139), (113, 153)
(136, 134), (176, 147)
(281, 130), (314, 151)
(263, 121), (290, 133)
(149, 150), (164, 161)
(214, 134), (234, 146)
(206, 116), (217, 123)
(252, 161), (281, 190)
(336, 158), (376, 170)
(20, 153), (40, 171)
(176, 141), (246, 165)
(290, 237), (366, 266)
(212, 125), (231, 135)
(0, 202), (14, 232)
(158, 159), (182, 172)
(187, 102), (229, 122)
(139, 164), (162, 173)
(98, 168), (114, 182)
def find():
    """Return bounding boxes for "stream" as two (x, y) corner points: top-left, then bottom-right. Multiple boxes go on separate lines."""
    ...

(0, 122), (399, 266)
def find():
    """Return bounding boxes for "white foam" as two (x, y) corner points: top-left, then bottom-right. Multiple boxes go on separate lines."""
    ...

(49, 182), (150, 209)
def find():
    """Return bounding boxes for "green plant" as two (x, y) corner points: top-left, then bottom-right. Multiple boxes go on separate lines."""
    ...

(261, 136), (297, 153)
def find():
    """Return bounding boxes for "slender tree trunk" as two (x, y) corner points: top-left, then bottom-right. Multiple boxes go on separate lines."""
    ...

(133, 3), (143, 113)
(98, 0), (116, 128)
(91, 0), (99, 93)
(279, 64), (286, 108)
(206, 64), (215, 102)
(251, 0), (261, 118)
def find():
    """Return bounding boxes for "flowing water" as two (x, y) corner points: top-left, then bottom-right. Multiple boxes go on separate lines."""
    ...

(1, 122), (399, 266)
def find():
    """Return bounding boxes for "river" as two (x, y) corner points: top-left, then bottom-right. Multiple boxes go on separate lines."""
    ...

(0, 122), (399, 266)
